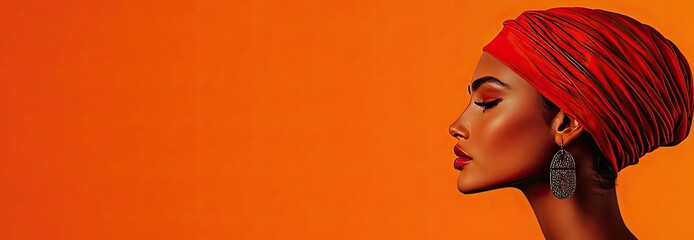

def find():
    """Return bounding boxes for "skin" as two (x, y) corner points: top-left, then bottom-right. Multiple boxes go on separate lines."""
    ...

(448, 52), (637, 240)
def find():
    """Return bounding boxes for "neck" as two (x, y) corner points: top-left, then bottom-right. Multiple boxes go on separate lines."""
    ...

(517, 170), (636, 239)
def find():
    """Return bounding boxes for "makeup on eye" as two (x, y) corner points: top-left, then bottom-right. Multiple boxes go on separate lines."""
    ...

(474, 98), (502, 112)
(466, 76), (509, 112)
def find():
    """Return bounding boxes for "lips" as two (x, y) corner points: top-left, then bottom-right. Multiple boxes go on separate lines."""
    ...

(453, 145), (473, 170)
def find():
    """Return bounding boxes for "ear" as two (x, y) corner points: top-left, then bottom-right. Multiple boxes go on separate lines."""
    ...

(550, 110), (584, 147)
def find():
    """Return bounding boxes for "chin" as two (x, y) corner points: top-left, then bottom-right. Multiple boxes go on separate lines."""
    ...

(457, 172), (516, 194)
(457, 184), (479, 194)
(457, 174), (490, 194)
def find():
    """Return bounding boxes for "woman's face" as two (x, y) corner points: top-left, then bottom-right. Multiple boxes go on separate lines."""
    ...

(448, 52), (557, 194)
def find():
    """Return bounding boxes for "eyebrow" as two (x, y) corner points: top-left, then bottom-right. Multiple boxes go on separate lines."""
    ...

(467, 76), (511, 94)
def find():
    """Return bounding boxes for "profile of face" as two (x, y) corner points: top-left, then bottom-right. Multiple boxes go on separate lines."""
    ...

(448, 52), (561, 194)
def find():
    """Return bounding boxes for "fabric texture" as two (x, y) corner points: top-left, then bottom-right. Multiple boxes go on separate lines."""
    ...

(483, 7), (694, 173)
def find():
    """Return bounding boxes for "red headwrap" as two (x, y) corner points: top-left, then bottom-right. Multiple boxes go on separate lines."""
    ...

(483, 7), (694, 173)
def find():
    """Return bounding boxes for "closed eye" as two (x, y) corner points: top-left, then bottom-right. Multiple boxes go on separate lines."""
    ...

(473, 98), (502, 112)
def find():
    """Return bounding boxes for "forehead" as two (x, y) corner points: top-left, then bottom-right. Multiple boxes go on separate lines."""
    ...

(470, 52), (536, 93)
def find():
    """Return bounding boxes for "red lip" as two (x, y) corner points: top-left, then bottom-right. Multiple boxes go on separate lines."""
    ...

(453, 145), (473, 170)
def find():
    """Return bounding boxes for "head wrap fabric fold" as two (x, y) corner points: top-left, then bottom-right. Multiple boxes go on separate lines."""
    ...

(483, 7), (694, 173)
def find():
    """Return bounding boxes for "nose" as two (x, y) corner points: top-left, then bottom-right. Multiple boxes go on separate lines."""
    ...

(449, 113), (470, 140)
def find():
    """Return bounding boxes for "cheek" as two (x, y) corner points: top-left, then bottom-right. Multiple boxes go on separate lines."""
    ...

(478, 99), (551, 176)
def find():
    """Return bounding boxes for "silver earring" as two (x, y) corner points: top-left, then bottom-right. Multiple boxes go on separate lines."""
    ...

(550, 137), (576, 199)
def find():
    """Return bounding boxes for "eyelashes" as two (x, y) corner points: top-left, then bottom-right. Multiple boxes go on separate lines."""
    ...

(473, 98), (502, 113)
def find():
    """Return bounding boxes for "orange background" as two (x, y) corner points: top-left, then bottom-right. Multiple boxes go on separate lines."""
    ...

(2, 0), (694, 239)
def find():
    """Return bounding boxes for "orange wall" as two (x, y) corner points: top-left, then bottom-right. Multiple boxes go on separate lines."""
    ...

(2, 0), (694, 239)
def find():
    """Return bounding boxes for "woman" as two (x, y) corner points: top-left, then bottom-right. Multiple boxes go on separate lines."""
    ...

(448, 7), (693, 239)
